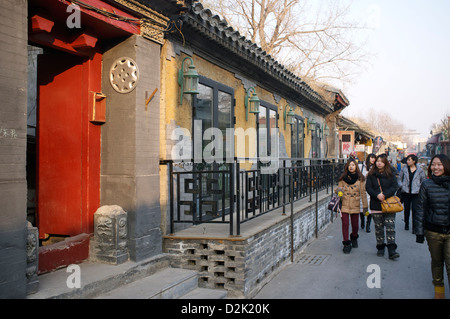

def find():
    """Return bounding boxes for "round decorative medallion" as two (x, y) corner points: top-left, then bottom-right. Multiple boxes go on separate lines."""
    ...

(109, 57), (139, 94)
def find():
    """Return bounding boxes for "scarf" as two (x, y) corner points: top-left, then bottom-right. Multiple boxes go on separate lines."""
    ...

(345, 172), (359, 185)
(374, 171), (388, 179)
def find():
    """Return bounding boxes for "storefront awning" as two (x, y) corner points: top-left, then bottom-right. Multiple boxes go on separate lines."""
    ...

(427, 135), (440, 144)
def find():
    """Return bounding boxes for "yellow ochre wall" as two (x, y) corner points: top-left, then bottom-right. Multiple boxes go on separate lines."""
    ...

(158, 44), (327, 235)
(159, 49), (317, 164)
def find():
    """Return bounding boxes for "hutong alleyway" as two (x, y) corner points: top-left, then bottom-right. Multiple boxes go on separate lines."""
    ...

(255, 213), (449, 299)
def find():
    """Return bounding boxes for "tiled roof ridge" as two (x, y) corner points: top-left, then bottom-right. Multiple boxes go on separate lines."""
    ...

(184, 2), (332, 111)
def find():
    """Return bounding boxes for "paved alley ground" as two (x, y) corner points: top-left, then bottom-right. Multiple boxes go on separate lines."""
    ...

(254, 213), (449, 299)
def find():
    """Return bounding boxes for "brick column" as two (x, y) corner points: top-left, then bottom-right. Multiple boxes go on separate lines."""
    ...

(0, 0), (28, 298)
(101, 35), (162, 261)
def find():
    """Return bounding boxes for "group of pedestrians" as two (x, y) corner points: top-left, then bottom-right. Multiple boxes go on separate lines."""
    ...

(335, 153), (450, 299)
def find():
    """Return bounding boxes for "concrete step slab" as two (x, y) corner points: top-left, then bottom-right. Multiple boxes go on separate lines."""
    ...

(180, 287), (227, 299)
(27, 254), (170, 299)
(96, 268), (198, 299)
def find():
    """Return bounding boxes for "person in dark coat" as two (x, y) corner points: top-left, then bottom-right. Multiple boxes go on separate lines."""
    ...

(399, 154), (426, 231)
(365, 154), (400, 259)
(359, 153), (376, 232)
(415, 154), (450, 299)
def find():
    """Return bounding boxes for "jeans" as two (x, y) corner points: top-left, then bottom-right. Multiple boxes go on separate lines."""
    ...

(372, 212), (396, 246)
(402, 193), (419, 228)
(425, 230), (450, 287)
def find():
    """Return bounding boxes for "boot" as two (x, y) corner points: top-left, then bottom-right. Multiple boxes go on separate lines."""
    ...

(343, 240), (352, 254)
(404, 212), (410, 230)
(360, 213), (365, 230)
(366, 215), (372, 233)
(350, 234), (359, 248)
(376, 244), (386, 257)
(387, 243), (400, 260)
(434, 286), (445, 299)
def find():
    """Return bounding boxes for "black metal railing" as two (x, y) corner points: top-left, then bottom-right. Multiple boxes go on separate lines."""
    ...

(163, 158), (345, 236)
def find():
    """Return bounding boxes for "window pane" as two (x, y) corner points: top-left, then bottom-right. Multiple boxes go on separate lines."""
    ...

(258, 106), (267, 156)
(195, 84), (213, 155)
(312, 124), (320, 158)
(298, 119), (304, 158)
(218, 91), (232, 158)
(196, 84), (213, 129)
(259, 106), (267, 129)
(218, 91), (232, 133)
(268, 109), (277, 157)
(269, 109), (276, 130)
(291, 119), (298, 158)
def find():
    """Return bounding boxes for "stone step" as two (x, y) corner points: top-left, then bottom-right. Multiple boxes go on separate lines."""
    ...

(96, 268), (199, 299)
(180, 287), (227, 299)
(28, 254), (171, 299)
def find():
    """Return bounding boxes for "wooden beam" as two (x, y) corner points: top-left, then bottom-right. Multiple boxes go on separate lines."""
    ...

(30, 14), (54, 33)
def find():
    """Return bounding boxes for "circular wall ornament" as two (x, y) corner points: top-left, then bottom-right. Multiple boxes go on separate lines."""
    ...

(109, 57), (139, 94)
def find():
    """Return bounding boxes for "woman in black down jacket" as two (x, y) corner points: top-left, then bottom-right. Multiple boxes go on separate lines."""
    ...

(365, 154), (400, 259)
(415, 154), (450, 299)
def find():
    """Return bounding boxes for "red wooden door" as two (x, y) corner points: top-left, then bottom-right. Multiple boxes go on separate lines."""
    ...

(37, 51), (101, 239)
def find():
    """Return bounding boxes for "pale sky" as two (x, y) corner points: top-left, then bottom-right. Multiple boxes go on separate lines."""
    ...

(341, 0), (450, 139)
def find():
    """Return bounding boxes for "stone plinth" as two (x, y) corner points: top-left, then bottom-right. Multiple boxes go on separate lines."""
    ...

(94, 205), (128, 264)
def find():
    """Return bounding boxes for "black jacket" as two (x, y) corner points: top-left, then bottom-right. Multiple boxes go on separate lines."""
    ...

(414, 175), (450, 235)
(365, 172), (399, 211)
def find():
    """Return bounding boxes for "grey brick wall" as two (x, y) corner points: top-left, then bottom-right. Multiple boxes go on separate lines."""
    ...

(164, 239), (246, 294)
(163, 193), (332, 298)
(0, 0), (28, 298)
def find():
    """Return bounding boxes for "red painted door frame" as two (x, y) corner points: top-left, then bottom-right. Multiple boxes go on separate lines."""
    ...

(29, 0), (141, 273)
(37, 50), (102, 239)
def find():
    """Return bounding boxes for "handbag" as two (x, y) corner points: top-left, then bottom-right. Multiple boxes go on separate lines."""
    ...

(377, 178), (403, 213)
(328, 193), (342, 216)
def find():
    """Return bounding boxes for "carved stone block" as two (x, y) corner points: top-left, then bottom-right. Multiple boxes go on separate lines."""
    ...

(94, 205), (128, 264)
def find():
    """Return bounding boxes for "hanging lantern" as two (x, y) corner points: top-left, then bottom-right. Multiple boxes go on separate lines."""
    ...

(308, 118), (316, 131)
(284, 104), (295, 129)
(245, 87), (260, 121)
(178, 57), (199, 104)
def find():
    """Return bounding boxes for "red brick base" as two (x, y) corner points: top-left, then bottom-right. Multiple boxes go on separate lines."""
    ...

(38, 233), (90, 274)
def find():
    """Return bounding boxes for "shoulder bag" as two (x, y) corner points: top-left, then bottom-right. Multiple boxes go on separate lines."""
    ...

(377, 178), (403, 213)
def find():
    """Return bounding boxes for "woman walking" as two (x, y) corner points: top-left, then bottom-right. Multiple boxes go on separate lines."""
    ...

(336, 159), (368, 254)
(399, 154), (426, 231)
(415, 154), (450, 299)
(359, 154), (376, 232)
(366, 154), (400, 259)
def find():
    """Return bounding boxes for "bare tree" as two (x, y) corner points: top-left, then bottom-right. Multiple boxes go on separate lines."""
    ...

(349, 108), (416, 147)
(431, 113), (450, 139)
(200, 0), (370, 87)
